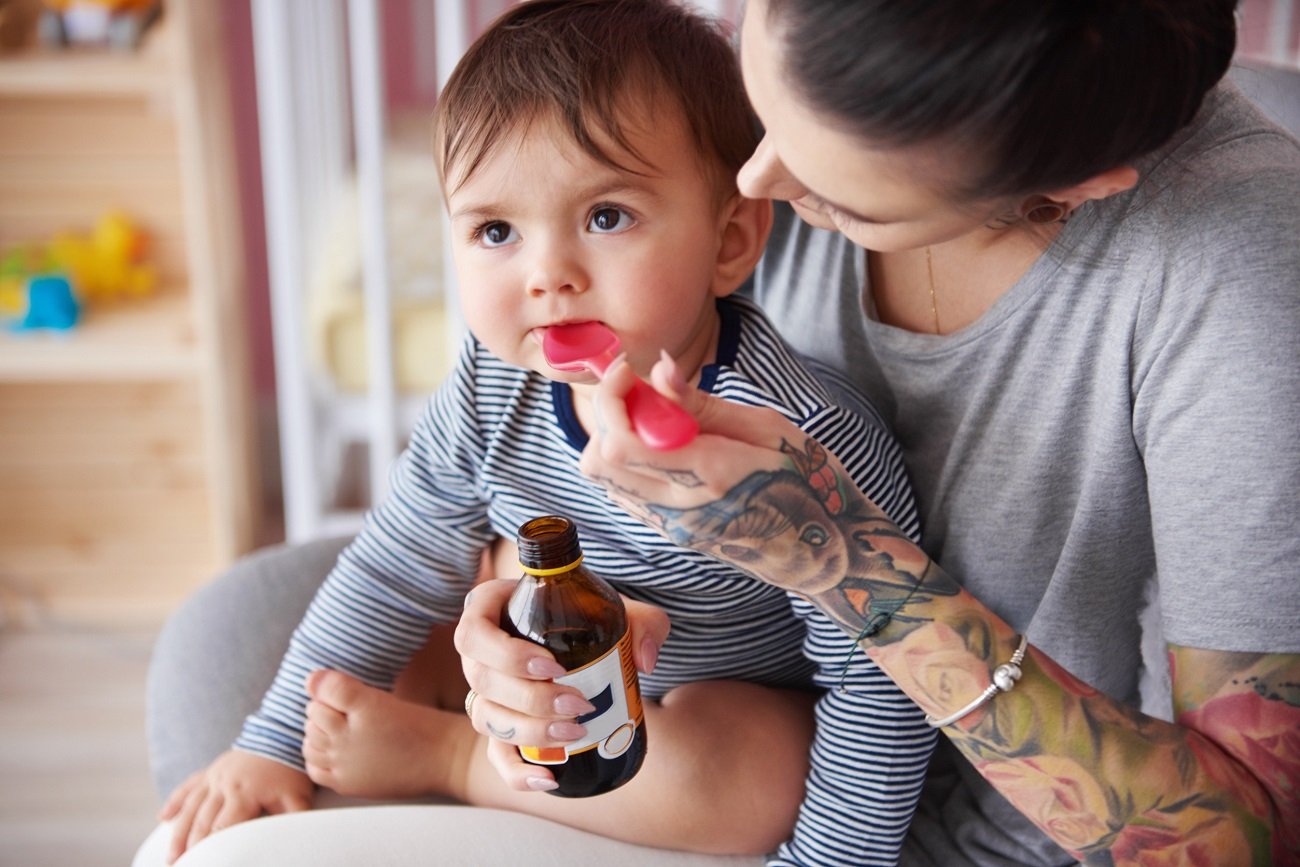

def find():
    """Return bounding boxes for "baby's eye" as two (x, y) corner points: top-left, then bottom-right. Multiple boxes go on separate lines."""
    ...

(477, 221), (518, 247)
(588, 206), (634, 234)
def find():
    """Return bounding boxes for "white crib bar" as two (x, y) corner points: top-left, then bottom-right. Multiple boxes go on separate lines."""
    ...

(348, 0), (399, 507)
(253, 0), (319, 543)
(1269, 0), (1296, 66)
(435, 0), (468, 360)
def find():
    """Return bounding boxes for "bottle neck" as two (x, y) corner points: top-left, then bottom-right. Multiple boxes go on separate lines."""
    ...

(520, 555), (584, 577)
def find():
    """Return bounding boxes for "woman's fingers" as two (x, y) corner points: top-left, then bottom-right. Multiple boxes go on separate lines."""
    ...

(582, 359), (790, 509)
(455, 579), (562, 679)
(485, 735), (559, 792)
(624, 597), (669, 674)
(455, 578), (589, 719)
(465, 684), (591, 747)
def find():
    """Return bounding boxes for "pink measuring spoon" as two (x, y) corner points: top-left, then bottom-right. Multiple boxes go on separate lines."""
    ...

(543, 322), (699, 450)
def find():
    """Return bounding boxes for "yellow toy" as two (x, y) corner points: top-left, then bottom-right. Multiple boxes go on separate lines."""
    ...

(0, 210), (156, 319)
(47, 210), (157, 302)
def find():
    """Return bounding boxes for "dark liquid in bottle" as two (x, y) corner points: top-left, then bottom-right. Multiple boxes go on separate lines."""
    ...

(505, 516), (647, 797)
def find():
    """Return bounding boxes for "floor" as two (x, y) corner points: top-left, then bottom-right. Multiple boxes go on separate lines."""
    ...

(0, 622), (161, 867)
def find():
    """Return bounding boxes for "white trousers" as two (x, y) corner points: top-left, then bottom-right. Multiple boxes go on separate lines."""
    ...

(132, 805), (764, 867)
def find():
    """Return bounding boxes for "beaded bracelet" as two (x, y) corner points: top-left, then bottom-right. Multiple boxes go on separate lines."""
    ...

(925, 633), (1029, 728)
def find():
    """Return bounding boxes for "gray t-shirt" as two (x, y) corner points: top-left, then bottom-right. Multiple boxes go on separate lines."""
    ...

(748, 82), (1300, 866)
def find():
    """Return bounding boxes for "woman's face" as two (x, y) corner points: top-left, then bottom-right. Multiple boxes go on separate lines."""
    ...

(737, 0), (1005, 252)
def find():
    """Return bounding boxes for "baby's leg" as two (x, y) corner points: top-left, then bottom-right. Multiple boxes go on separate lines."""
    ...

(315, 668), (817, 855)
(466, 680), (818, 855)
(302, 625), (471, 798)
(314, 534), (818, 854)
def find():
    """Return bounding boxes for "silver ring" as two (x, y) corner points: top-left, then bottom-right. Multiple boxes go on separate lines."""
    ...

(464, 688), (479, 718)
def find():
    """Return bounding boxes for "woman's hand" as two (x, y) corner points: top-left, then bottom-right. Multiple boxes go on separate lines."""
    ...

(579, 353), (787, 515)
(453, 577), (670, 791)
(579, 354), (921, 598)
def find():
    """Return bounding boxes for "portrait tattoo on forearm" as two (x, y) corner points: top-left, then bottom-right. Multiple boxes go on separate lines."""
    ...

(643, 436), (957, 639)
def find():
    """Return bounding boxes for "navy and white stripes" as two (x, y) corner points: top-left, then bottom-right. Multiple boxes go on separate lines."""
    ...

(235, 296), (934, 866)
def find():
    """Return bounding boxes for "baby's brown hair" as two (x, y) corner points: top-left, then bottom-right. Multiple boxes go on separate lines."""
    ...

(435, 0), (757, 198)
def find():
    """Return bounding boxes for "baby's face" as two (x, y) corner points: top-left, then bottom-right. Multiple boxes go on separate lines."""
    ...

(444, 108), (729, 385)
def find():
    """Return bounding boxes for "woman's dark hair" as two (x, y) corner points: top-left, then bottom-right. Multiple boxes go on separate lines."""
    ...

(764, 0), (1238, 200)
(436, 0), (756, 195)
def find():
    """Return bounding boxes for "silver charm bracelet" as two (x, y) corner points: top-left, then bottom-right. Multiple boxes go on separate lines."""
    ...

(925, 633), (1030, 729)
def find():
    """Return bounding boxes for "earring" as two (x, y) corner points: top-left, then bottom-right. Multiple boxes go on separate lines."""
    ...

(1022, 195), (1069, 224)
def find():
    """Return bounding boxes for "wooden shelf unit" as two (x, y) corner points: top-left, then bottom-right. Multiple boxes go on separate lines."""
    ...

(0, 41), (173, 97)
(0, 0), (259, 626)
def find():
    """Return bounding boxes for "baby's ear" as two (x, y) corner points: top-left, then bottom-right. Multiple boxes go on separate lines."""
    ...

(712, 193), (773, 298)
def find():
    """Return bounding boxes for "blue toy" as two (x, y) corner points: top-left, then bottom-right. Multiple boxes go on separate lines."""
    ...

(13, 275), (81, 331)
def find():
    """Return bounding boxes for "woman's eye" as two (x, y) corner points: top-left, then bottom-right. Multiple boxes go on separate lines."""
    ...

(825, 206), (864, 229)
(478, 221), (518, 247)
(588, 206), (633, 234)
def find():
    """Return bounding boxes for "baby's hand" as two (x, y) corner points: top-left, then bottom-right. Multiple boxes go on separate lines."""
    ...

(159, 749), (312, 864)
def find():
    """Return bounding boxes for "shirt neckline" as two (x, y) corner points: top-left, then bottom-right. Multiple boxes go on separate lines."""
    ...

(856, 205), (1097, 358)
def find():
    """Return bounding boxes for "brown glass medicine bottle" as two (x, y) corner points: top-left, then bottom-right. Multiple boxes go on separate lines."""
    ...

(503, 515), (647, 797)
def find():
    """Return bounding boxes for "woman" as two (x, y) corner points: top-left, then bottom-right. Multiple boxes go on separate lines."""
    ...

(459, 0), (1300, 863)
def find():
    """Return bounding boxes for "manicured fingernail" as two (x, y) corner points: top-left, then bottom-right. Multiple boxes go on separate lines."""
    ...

(527, 657), (567, 678)
(548, 721), (586, 740)
(640, 638), (659, 674)
(526, 776), (559, 791)
(554, 694), (596, 716)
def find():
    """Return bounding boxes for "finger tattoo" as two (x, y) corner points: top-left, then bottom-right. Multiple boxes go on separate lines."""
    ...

(486, 721), (516, 740)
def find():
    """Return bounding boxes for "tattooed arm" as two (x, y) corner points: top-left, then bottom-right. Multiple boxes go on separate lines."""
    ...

(580, 367), (1299, 865)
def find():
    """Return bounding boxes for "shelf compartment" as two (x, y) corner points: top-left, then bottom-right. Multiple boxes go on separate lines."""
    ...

(0, 291), (199, 381)
(0, 13), (173, 99)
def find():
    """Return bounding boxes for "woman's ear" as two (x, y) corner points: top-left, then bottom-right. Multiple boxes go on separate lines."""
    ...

(712, 194), (774, 298)
(1050, 165), (1139, 211)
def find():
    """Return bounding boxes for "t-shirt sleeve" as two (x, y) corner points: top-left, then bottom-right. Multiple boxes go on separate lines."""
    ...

(233, 341), (497, 768)
(1131, 153), (1300, 653)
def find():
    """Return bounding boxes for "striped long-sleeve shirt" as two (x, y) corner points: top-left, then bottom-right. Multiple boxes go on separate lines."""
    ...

(235, 296), (936, 866)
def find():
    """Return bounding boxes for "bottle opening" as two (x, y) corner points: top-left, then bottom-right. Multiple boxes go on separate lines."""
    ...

(517, 515), (583, 572)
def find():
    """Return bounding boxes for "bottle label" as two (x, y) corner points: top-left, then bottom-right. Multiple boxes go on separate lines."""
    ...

(520, 630), (644, 765)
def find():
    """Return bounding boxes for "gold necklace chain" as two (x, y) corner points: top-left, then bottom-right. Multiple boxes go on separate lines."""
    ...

(925, 246), (942, 335)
